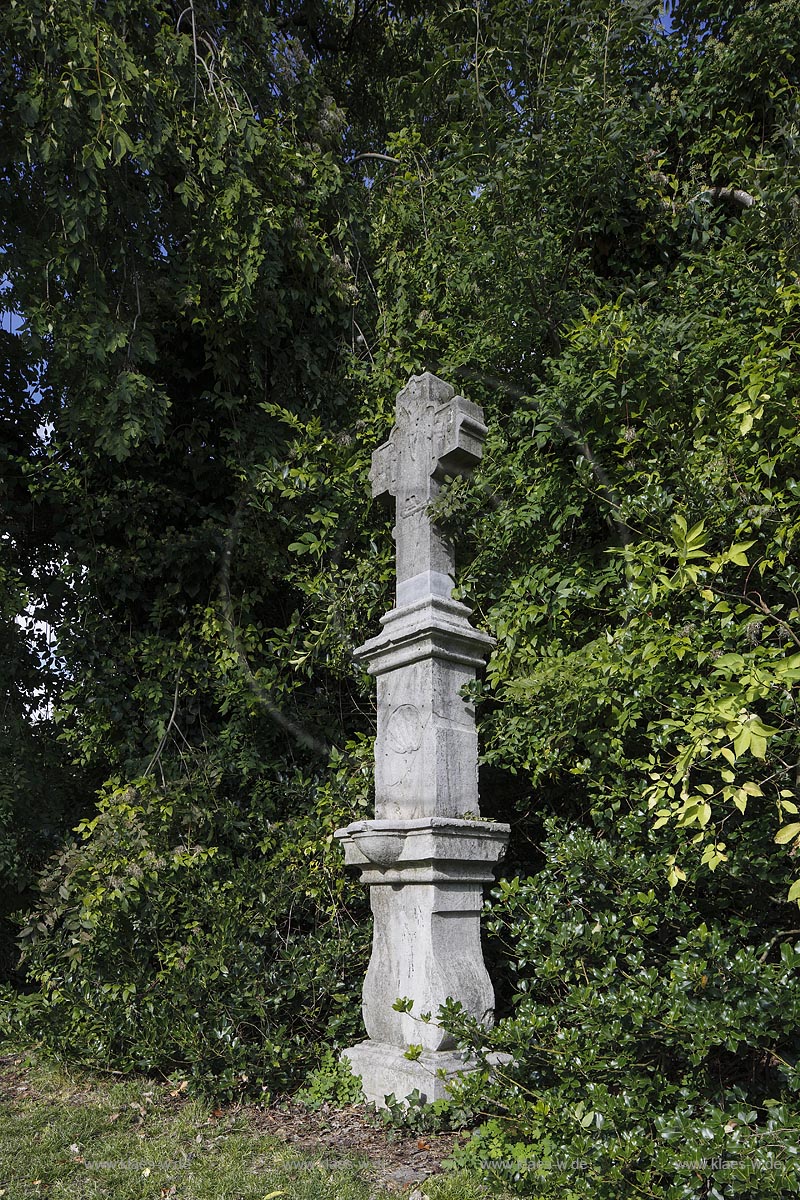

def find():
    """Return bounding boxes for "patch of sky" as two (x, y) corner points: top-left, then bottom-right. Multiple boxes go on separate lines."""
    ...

(11, 557), (69, 722)
(2, 309), (23, 334)
(1, 268), (24, 334)
(658, 2), (675, 35)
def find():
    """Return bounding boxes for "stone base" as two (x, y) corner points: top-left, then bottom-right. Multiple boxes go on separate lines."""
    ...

(342, 1039), (477, 1107)
(335, 818), (509, 1051)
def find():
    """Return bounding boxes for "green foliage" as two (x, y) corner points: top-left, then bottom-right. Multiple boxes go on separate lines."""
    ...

(467, 277), (800, 893)
(2, 3), (800, 1193)
(441, 813), (800, 1198)
(294, 1049), (364, 1110)
(1, 0), (368, 783)
(0, 324), (94, 979)
(7, 774), (369, 1097)
(0, 0), (381, 995)
(378, 1090), (459, 1136)
(0, 720), (87, 981)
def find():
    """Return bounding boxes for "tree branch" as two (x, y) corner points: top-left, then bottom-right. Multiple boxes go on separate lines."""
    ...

(352, 152), (401, 165)
(697, 186), (755, 208)
(218, 505), (332, 758)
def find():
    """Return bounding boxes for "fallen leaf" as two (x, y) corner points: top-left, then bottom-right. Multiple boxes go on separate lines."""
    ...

(262, 1192), (286, 1199)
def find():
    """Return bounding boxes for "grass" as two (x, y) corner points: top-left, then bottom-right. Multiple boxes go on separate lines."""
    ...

(0, 1049), (507, 1200)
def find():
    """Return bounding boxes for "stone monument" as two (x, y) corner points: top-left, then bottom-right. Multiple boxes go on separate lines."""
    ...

(335, 372), (510, 1106)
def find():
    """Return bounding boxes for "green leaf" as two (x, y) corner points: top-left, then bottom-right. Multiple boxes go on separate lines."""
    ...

(685, 520), (707, 549)
(733, 728), (751, 756)
(713, 653), (744, 670)
(727, 541), (755, 566)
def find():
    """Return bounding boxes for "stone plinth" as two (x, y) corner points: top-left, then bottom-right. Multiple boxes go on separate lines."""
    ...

(336, 373), (509, 1108)
(342, 1041), (477, 1106)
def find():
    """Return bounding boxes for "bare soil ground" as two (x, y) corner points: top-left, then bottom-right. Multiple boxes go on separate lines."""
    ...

(249, 1101), (464, 1191)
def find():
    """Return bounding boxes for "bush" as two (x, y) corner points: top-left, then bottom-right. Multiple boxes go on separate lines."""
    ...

(294, 1048), (364, 1109)
(0, 720), (90, 985)
(443, 812), (800, 1198)
(8, 771), (370, 1098)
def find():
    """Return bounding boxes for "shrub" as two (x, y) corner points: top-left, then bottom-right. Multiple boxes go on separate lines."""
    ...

(294, 1048), (364, 1109)
(9, 772), (370, 1098)
(443, 812), (800, 1198)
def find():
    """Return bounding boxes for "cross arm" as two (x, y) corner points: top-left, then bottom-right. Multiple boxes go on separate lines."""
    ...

(370, 438), (395, 501)
(434, 396), (488, 480)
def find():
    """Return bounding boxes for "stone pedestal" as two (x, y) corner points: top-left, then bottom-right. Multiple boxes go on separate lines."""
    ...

(335, 817), (507, 1103)
(336, 373), (509, 1107)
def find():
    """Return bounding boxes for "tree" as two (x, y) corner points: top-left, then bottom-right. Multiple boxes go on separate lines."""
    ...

(1, 0), (375, 1080)
(0, 321), (89, 980)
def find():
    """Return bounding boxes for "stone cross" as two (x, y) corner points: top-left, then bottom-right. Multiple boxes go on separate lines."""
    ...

(369, 373), (488, 605)
(335, 372), (509, 1108)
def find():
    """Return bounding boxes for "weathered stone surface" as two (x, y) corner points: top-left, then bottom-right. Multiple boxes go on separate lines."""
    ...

(356, 596), (492, 821)
(369, 373), (487, 601)
(342, 1041), (478, 1107)
(336, 373), (509, 1105)
(337, 817), (509, 880)
(343, 1041), (515, 1110)
(335, 818), (508, 1051)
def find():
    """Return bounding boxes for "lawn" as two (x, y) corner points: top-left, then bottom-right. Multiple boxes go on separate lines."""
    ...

(0, 1050), (508, 1200)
